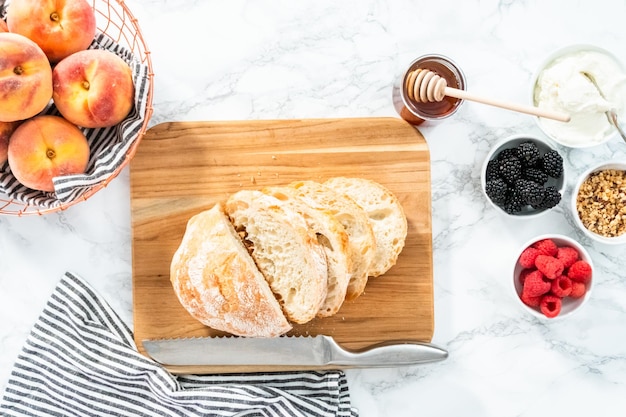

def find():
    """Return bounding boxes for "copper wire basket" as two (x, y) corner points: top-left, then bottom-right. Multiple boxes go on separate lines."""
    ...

(0, 0), (154, 216)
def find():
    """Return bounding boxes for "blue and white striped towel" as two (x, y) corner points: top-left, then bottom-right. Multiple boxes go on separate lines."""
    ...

(0, 272), (358, 417)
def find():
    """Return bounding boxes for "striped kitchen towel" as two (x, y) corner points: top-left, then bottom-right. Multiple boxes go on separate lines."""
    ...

(0, 272), (358, 417)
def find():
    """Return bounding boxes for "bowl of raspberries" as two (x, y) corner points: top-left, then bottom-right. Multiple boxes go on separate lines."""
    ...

(513, 235), (593, 319)
(482, 134), (565, 216)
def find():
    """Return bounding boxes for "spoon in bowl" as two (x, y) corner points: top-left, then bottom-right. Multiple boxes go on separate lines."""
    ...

(581, 71), (626, 143)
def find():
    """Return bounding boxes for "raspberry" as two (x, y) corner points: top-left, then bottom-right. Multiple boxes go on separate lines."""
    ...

(522, 270), (551, 297)
(535, 254), (564, 279)
(556, 246), (579, 268)
(550, 275), (572, 297)
(519, 268), (534, 285)
(518, 247), (540, 269)
(567, 260), (592, 284)
(521, 291), (541, 307)
(540, 295), (562, 318)
(532, 239), (558, 256)
(570, 281), (587, 298)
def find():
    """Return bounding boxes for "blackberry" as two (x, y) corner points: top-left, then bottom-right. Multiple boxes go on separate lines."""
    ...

(542, 150), (563, 178)
(514, 179), (544, 206)
(503, 190), (525, 214)
(497, 148), (518, 161)
(523, 167), (548, 185)
(485, 159), (500, 181)
(516, 141), (541, 167)
(485, 178), (508, 205)
(532, 186), (562, 210)
(498, 156), (522, 184)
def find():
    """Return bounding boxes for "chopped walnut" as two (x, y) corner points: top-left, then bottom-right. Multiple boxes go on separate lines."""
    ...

(576, 169), (626, 237)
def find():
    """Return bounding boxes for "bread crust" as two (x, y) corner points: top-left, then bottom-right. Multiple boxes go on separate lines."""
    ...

(170, 203), (292, 337)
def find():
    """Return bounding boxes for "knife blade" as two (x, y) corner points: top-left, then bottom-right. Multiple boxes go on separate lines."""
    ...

(142, 335), (448, 368)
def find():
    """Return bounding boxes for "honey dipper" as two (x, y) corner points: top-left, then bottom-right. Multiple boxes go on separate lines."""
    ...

(405, 69), (571, 122)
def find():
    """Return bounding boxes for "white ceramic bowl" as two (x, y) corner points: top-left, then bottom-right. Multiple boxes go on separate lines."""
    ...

(512, 234), (593, 320)
(481, 134), (565, 218)
(571, 160), (626, 245)
(530, 44), (626, 148)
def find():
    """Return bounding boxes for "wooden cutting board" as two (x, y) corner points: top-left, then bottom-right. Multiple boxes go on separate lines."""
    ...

(130, 117), (433, 373)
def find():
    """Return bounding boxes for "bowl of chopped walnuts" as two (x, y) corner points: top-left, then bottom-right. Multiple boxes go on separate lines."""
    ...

(572, 160), (626, 244)
(481, 134), (565, 217)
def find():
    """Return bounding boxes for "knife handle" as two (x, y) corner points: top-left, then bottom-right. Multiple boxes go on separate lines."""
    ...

(327, 338), (448, 367)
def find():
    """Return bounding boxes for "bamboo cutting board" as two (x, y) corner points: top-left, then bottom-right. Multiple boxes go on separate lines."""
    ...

(130, 117), (433, 373)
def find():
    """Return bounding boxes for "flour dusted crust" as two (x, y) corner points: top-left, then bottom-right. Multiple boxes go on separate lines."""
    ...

(224, 189), (328, 324)
(170, 203), (292, 337)
(288, 180), (376, 300)
(262, 185), (352, 317)
(324, 177), (408, 277)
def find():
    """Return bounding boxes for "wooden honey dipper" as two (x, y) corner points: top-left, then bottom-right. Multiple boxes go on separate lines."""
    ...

(405, 69), (571, 122)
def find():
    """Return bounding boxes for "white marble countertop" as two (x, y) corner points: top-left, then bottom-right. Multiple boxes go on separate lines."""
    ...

(2, 1), (626, 415)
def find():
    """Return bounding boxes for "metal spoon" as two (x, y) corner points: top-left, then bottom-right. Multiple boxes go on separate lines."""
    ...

(581, 71), (626, 143)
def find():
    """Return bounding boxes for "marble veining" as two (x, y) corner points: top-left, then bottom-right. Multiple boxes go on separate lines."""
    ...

(2, 1), (626, 416)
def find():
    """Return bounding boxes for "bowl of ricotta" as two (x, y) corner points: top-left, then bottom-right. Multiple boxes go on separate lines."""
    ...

(531, 44), (626, 148)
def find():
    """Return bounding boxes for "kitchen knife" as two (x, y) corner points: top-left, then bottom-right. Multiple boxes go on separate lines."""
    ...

(142, 335), (448, 367)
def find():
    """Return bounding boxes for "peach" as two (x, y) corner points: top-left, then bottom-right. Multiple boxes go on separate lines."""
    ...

(8, 115), (90, 192)
(0, 122), (18, 165)
(0, 32), (53, 122)
(6, 0), (96, 63)
(52, 49), (135, 128)
(0, 20), (8, 33)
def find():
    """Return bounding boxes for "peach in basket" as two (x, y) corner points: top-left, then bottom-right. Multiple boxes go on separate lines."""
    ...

(0, 0), (154, 216)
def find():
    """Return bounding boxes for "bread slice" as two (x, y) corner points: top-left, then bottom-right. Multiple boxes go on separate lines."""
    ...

(288, 180), (376, 300)
(324, 177), (407, 277)
(262, 185), (352, 317)
(225, 189), (328, 324)
(170, 203), (292, 337)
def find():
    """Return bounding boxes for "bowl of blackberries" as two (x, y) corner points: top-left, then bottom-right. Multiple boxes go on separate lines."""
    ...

(481, 134), (565, 217)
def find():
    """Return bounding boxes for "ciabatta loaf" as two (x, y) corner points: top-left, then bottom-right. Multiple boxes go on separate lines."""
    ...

(170, 203), (292, 337)
(289, 180), (376, 300)
(324, 177), (408, 277)
(262, 185), (352, 317)
(225, 189), (328, 324)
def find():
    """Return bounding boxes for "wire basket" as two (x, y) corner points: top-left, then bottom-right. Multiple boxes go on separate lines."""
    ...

(0, 0), (154, 216)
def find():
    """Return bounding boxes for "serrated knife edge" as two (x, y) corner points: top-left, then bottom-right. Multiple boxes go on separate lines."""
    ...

(142, 335), (448, 368)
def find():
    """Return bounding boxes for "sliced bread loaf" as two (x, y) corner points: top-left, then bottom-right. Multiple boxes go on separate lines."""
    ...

(288, 180), (377, 300)
(324, 177), (407, 277)
(225, 189), (328, 324)
(170, 203), (292, 337)
(262, 185), (352, 317)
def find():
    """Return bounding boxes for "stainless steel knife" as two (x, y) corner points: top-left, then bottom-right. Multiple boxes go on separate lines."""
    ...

(142, 335), (448, 368)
